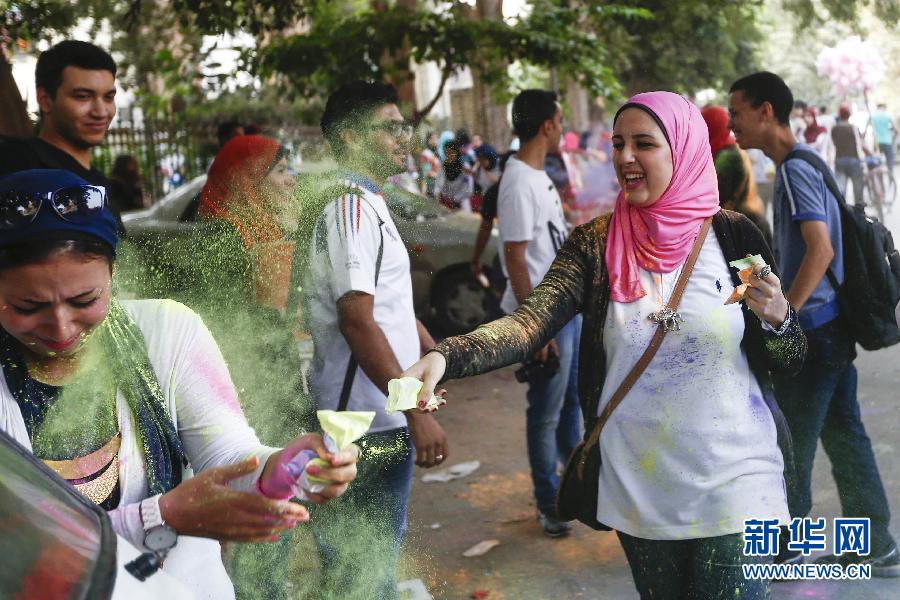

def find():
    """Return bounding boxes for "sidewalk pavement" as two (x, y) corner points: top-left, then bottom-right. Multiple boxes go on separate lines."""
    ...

(400, 332), (900, 598)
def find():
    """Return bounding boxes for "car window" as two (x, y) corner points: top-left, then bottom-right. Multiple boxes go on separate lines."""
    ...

(155, 178), (207, 222)
(0, 430), (116, 600)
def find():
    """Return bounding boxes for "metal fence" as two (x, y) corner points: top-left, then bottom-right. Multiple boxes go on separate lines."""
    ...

(94, 117), (217, 203)
(93, 117), (330, 204)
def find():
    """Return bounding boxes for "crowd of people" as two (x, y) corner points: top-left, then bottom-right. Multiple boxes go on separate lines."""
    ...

(1, 38), (899, 600)
(415, 119), (617, 226)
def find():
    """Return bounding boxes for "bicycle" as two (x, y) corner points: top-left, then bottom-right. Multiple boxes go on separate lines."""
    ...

(864, 155), (895, 222)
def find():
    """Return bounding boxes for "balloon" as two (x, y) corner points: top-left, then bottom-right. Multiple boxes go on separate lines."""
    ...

(816, 35), (885, 96)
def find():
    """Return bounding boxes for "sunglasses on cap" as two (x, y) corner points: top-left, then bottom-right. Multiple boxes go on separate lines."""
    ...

(0, 185), (107, 229)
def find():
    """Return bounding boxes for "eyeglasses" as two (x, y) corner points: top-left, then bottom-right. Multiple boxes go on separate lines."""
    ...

(369, 121), (414, 139)
(0, 185), (107, 229)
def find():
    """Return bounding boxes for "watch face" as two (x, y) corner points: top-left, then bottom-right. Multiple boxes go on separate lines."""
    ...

(145, 525), (178, 552)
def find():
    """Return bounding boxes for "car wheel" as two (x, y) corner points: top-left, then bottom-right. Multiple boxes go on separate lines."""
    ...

(431, 267), (494, 336)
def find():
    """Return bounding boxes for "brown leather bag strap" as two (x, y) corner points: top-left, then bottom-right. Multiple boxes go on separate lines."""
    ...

(582, 216), (713, 452)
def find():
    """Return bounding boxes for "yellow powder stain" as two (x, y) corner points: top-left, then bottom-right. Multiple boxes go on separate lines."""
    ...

(549, 529), (625, 570)
(460, 472), (532, 513)
(639, 447), (658, 475)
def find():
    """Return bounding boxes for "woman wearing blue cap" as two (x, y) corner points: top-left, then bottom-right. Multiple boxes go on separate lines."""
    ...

(0, 169), (358, 598)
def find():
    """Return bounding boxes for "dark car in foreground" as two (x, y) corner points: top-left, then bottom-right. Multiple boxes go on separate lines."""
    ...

(0, 429), (192, 599)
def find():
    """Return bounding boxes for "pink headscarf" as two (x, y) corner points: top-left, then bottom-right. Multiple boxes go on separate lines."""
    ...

(605, 92), (720, 303)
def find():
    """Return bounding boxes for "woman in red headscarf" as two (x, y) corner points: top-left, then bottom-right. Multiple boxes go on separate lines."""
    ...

(803, 106), (831, 160)
(195, 135), (298, 309)
(200, 135), (296, 248)
(702, 105), (772, 247)
(193, 136), (315, 597)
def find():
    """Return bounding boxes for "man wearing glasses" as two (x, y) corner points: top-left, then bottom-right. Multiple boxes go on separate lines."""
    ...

(303, 80), (447, 598)
(0, 41), (116, 189)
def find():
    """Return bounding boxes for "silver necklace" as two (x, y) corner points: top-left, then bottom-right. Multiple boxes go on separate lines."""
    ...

(647, 265), (684, 332)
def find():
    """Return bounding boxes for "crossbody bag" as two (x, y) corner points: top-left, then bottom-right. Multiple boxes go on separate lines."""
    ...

(556, 216), (712, 529)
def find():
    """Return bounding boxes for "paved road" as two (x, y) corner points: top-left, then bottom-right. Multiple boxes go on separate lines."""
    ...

(400, 198), (900, 599)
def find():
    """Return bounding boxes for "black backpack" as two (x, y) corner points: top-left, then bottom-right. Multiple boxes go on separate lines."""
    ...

(785, 148), (900, 350)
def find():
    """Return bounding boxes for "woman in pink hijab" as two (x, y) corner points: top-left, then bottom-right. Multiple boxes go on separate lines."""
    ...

(403, 91), (806, 598)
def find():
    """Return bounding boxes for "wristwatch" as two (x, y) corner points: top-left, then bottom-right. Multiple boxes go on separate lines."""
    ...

(140, 494), (178, 555)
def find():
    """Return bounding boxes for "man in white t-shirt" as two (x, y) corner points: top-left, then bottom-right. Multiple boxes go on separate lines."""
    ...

(498, 89), (584, 537)
(303, 80), (448, 597)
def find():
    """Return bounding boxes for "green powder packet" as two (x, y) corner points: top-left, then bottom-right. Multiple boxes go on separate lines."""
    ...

(386, 377), (444, 413)
(728, 254), (765, 270)
(316, 410), (375, 451)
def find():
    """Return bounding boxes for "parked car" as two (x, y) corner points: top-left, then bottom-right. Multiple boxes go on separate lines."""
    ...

(0, 428), (193, 599)
(121, 173), (501, 335)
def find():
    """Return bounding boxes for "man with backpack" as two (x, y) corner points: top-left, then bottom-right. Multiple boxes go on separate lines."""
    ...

(728, 72), (898, 576)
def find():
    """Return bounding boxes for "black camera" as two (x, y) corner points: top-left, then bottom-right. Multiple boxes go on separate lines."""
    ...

(514, 350), (560, 383)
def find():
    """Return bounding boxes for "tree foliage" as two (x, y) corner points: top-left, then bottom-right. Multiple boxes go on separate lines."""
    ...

(1, 1), (78, 45)
(257, 1), (649, 121)
(4, 0), (897, 125)
(592, 0), (765, 96)
(783, 0), (900, 25)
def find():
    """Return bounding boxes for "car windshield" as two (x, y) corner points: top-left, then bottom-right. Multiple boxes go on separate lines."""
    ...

(0, 430), (115, 600)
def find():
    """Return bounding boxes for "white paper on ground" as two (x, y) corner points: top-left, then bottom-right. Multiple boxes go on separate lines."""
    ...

(462, 539), (500, 557)
(420, 460), (481, 483)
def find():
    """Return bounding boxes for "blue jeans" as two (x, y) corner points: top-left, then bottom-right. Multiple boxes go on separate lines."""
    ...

(312, 427), (414, 599)
(525, 314), (584, 515)
(879, 143), (895, 175)
(774, 318), (895, 554)
(835, 157), (866, 206)
(617, 531), (771, 599)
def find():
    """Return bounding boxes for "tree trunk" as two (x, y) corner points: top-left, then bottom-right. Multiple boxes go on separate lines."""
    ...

(469, 0), (508, 148)
(470, 71), (510, 149)
(0, 58), (33, 137)
(565, 78), (591, 134)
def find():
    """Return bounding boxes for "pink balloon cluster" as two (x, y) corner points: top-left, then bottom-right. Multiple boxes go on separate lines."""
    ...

(816, 36), (885, 97)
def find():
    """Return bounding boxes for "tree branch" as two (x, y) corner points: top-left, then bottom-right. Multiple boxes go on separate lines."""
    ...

(413, 62), (453, 125)
(123, 0), (143, 31)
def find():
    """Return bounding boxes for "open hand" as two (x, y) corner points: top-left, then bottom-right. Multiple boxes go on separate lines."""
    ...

(401, 352), (448, 412)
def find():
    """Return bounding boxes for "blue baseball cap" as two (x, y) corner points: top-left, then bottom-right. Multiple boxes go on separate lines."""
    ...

(0, 169), (118, 253)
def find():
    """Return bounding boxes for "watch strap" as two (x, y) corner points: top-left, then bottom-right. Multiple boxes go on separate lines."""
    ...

(140, 494), (166, 531)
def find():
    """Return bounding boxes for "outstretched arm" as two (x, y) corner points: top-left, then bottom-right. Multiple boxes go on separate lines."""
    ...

(404, 223), (594, 406)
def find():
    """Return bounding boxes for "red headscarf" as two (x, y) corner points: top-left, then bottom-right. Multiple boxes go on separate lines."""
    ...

(803, 107), (827, 143)
(605, 92), (720, 303)
(199, 135), (285, 249)
(701, 105), (735, 157)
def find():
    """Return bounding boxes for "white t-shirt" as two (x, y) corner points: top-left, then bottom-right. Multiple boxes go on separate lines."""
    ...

(0, 299), (278, 600)
(304, 177), (418, 433)
(440, 173), (474, 211)
(596, 233), (789, 539)
(476, 166), (501, 192)
(497, 156), (569, 314)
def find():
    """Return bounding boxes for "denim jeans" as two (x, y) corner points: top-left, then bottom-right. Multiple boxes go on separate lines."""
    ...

(525, 314), (584, 515)
(774, 318), (895, 554)
(879, 143), (895, 175)
(835, 157), (866, 206)
(616, 531), (772, 600)
(312, 427), (414, 599)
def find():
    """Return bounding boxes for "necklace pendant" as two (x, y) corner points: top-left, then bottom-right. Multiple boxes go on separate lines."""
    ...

(648, 308), (684, 332)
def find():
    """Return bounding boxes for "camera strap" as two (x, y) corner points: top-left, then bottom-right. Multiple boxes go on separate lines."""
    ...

(582, 216), (712, 454)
